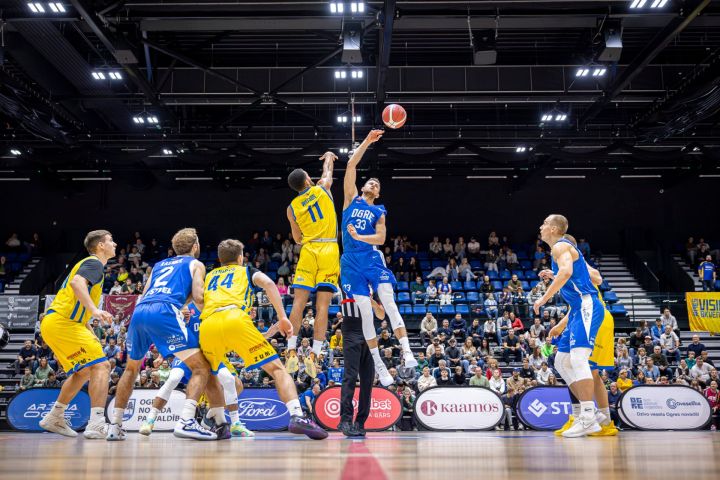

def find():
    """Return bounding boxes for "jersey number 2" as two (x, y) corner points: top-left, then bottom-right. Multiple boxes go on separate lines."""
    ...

(308, 202), (324, 223)
(153, 266), (174, 287)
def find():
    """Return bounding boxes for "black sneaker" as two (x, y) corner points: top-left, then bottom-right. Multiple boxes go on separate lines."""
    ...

(353, 422), (366, 437)
(200, 413), (231, 440)
(289, 415), (328, 440)
(338, 421), (363, 437)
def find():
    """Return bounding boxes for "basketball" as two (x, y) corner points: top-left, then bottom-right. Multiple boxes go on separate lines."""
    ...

(382, 104), (407, 129)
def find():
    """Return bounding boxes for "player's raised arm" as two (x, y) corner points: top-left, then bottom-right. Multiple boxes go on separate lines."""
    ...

(287, 207), (303, 244)
(347, 213), (387, 246)
(316, 151), (337, 191)
(534, 242), (574, 314)
(343, 129), (384, 209)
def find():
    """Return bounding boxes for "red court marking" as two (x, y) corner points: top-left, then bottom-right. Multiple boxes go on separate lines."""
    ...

(340, 442), (388, 480)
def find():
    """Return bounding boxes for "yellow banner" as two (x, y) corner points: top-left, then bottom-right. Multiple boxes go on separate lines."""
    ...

(686, 292), (720, 334)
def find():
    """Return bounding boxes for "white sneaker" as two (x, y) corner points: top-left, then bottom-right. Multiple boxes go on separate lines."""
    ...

(173, 418), (218, 441)
(106, 423), (127, 441)
(595, 411), (608, 426)
(83, 422), (109, 439)
(403, 352), (418, 369)
(39, 414), (78, 437)
(139, 418), (155, 437)
(562, 416), (601, 438)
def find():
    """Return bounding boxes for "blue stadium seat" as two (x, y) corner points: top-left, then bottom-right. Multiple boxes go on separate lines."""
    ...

(500, 270), (512, 281)
(413, 305), (427, 315)
(266, 271), (277, 281)
(420, 260), (431, 270)
(609, 304), (627, 315)
(599, 280), (611, 292)
(516, 251), (529, 260)
(396, 281), (409, 292)
(431, 260), (445, 269)
(487, 271), (499, 280)
(524, 270), (537, 280)
(453, 293), (466, 303)
(451, 281), (463, 291)
(456, 304), (470, 315)
(463, 281), (477, 291)
(491, 281), (503, 291)
(400, 305), (413, 315)
(267, 261), (279, 272)
(397, 292), (411, 304)
(520, 260), (532, 270)
(469, 260), (482, 269)
(328, 305), (340, 316)
(602, 292), (619, 304)
(521, 281), (530, 291)
(439, 305), (455, 314)
(466, 291), (480, 303)
(417, 252), (429, 260)
(427, 304), (439, 314)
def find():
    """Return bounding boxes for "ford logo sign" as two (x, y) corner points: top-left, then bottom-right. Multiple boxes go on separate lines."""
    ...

(237, 398), (286, 421)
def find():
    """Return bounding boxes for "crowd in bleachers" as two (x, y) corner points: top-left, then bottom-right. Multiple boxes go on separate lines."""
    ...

(683, 236), (719, 291)
(0, 232), (42, 292)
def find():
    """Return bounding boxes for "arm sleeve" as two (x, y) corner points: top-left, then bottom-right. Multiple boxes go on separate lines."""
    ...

(76, 259), (104, 286)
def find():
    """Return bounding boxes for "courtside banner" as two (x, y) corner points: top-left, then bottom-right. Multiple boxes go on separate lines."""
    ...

(236, 388), (290, 431)
(7, 388), (91, 431)
(106, 389), (186, 431)
(618, 385), (712, 430)
(413, 386), (503, 431)
(313, 386), (402, 431)
(103, 294), (139, 325)
(516, 386), (573, 430)
(686, 292), (720, 334)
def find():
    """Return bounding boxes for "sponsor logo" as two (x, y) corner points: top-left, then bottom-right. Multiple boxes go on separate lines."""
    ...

(237, 399), (285, 420)
(528, 399), (548, 417)
(666, 399), (701, 410)
(420, 400), (499, 416)
(168, 345), (176, 351)
(414, 387), (504, 430)
(107, 390), (184, 432)
(621, 386), (712, 430)
(420, 400), (437, 416)
(313, 386), (402, 431)
(630, 397), (644, 410)
(23, 403), (82, 420)
(7, 389), (91, 431)
(123, 399), (136, 421)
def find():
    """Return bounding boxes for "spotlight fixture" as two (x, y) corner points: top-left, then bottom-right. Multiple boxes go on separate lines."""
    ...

(540, 112), (568, 125)
(91, 71), (106, 80)
(575, 68), (590, 77)
(10, 149), (22, 156)
(575, 66), (607, 78)
(630, 0), (670, 8)
(162, 148), (173, 155)
(132, 114), (159, 125)
(329, 2), (344, 13)
(108, 71), (123, 80)
(339, 147), (349, 154)
(47, 2), (65, 12)
(28, 3), (66, 13)
(27, 2), (45, 13)
(350, 2), (365, 13)
(337, 115), (348, 123)
(334, 69), (363, 79)
(334, 70), (347, 79)
(515, 146), (527, 153)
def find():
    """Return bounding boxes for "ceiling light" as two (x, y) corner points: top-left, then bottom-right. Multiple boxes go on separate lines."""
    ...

(27, 3), (45, 13)
(330, 2), (344, 13)
(350, 3), (365, 13)
(109, 71), (123, 80)
(339, 147), (349, 154)
(92, 71), (106, 80)
(133, 116), (144, 124)
(10, 149), (22, 156)
(516, 146), (527, 153)
(353, 115), (361, 123)
(337, 115), (349, 123)
(575, 68), (590, 77)
(631, 0), (668, 8)
(162, 148), (173, 155)
(148, 116), (159, 124)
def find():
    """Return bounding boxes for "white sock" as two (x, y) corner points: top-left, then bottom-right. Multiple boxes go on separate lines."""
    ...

(229, 411), (240, 424)
(148, 407), (160, 423)
(209, 407), (226, 425)
(312, 340), (323, 356)
(51, 402), (68, 416)
(599, 407), (611, 426)
(181, 399), (198, 421)
(89, 407), (105, 425)
(571, 403), (581, 418)
(399, 336), (411, 355)
(580, 401), (595, 420)
(287, 336), (298, 350)
(112, 407), (124, 425)
(370, 347), (384, 368)
(286, 399), (303, 417)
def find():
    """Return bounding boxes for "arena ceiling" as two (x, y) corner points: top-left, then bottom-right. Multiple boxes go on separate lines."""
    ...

(1, 0), (720, 183)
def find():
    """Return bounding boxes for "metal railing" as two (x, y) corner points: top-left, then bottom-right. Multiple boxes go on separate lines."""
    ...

(626, 292), (689, 329)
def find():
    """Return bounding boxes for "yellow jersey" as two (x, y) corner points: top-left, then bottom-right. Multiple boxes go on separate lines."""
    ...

(289, 185), (337, 243)
(201, 264), (259, 320)
(47, 256), (105, 324)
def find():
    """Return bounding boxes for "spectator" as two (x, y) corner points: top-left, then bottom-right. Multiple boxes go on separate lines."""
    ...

(469, 367), (490, 387)
(420, 312), (438, 347)
(509, 312), (525, 335)
(519, 358), (535, 381)
(438, 277), (453, 305)
(691, 357), (712, 385)
(489, 369), (507, 394)
(458, 258), (476, 282)
(418, 367), (437, 392)
(467, 237), (481, 259)
(466, 319), (483, 347)
(109, 281), (123, 294)
(329, 329), (343, 356)
(540, 337), (554, 358)
(445, 258), (459, 282)
(528, 317), (546, 342)
(298, 319), (314, 342)
(394, 257), (409, 282)
(425, 280), (438, 304)
(437, 319), (453, 339)
(44, 372), (61, 388)
(650, 345), (672, 378)
(701, 351), (716, 368)
(536, 362), (552, 385)
(441, 238), (454, 259)
(496, 311), (512, 345)
(479, 276), (495, 295)
(675, 359), (692, 384)
(483, 317), (497, 344)
(698, 255), (716, 291)
(410, 276), (426, 304)
(452, 366), (466, 386)
(400, 387), (417, 431)
(616, 347), (634, 373)
(705, 380), (719, 430)
(450, 313), (467, 340)
(303, 309), (315, 327)
(659, 308), (679, 333)
(484, 293), (498, 321)
(499, 388), (520, 431)
(484, 249), (499, 273)
(505, 249), (519, 270)
(382, 348), (398, 370)
(686, 351), (696, 370)
(616, 369), (633, 392)
(15, 340), (37, 375)
(104, 337), (121, 359)
(650, 319), (665, 344)
(19, 367), (34, 391)
(299, 384), (321, 415)
(643, 358), (660, 381)
(378, 330), (400, 357)
(415, 352), (430, 375)
(577, 238), (591, 258)
(498, 287), (513, 314)
(503, 330), (522, 363)
(607, 382), (621, 425)
(445, 338), (464, 370)
(659, 326), (681, 363)
(327, 358), (344, 385)
(33, 357), (54, 385)
(426, 337), (444, 357)
(507, 274), (522, 293)
(687, 334), (706, 358)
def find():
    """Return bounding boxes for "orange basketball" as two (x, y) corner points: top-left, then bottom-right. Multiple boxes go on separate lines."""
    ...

(382, 104), (407, 129)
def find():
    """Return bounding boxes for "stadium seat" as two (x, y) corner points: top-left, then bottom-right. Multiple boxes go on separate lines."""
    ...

(599, 280), (611, 292)
(396, 281), (409, 292)
(439, 305), (455, 314)
(328, 305), (340, 316)
(524, 270), (537, 280)
(463, 281), (476, 291)
(521, 281), (530, 291)
(602, 291), (619, 304)
(400, 305), (413, 315)
(466, 291), (480, 303)
(453, 292), (466, 303)
(487, 271), (499, 280)
(519, 260), (532, 270)
(413, 305), (427, 315)
(491, 281), (503, 291)
(609, 304), (627, 315)
(397, 292), (411, 304)
(500, 270), (511, 281)
(427, 304), (439, 314)
(420, 260), (431, 270)
(267, 261), (279, 272)
(431, 260), (445, 269)
(513, 271), (525, 280)
(469, 260), (482, 269)
(266, 271), (277, 281)
(516, 251), (529, 260)
(417, 252), (429, 260)
(451, 281), (463, 291)
(456, 304), (470, 315)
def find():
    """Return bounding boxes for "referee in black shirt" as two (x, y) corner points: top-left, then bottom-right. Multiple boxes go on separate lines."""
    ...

(338, 289), (386, 437)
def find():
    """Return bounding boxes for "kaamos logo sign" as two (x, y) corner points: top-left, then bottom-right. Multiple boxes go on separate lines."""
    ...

(414, 387), (503, 430)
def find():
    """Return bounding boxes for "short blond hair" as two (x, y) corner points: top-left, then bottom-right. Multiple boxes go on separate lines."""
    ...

(84, 230), (111, 254)
(218, 239), (244, 264)
(548, 214), (568, 235)
(172, 228), (198, 255)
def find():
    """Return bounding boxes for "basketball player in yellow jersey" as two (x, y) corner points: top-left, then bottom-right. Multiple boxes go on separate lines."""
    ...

(39, 230), (116, 439)
(198, 239), (327, 439)
(285, 151), (339, 358)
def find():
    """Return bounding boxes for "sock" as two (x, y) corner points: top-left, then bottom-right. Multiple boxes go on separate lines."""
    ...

(112, 407), (124, 425)
(571, 403), (581, 418)
(286, 399), (303, 417)
(312, 340), (323, 356)
(208, 407), (226, 425)
(229, 410), (240, 424)
(287, 336), (298, 350)
(399, 336), (411, 355)
(599, 407), (611, 426)
(147, 408), (160, 423)
(579, 401), (595, 420)
(89, 407), (105, 425)
(181, 399), (198, 421)
(51, 402), (68, 417)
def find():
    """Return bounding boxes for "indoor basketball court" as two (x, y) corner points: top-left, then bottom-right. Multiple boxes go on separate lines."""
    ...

(2, 1), (720, 479)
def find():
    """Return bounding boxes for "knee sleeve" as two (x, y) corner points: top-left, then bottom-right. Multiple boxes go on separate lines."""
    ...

(216, 367), (238, 407)
(569, 347), (593, 382)
(554, 352), (574, 385)
(157, 368), (184, 402)
(354, 295), (378, 342)
(377, 283), (405, 332)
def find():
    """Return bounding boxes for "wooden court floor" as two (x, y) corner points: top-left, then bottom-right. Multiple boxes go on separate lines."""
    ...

(0, 431), (718, 480)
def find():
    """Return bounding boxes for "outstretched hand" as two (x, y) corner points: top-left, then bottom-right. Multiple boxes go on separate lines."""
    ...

(365, 129), (384, 144)
(319, 151), (338, 162)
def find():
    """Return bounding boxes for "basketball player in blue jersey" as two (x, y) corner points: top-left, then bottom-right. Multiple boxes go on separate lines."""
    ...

(534, 215), (605, 437)
(138, 304), (253, 438)
(107, 228), (224, 441)
(341, 129), (418, 387)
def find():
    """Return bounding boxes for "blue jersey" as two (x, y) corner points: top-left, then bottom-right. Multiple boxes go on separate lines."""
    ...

(700, 261), (716, 280)
(186, 302), (201, 344)
(341, 196), (387, 253)
(550, 238), (597, 309)
(138, 255), (197, 309)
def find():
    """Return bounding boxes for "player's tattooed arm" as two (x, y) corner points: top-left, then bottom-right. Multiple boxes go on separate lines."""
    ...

(317, 151), (337, 191)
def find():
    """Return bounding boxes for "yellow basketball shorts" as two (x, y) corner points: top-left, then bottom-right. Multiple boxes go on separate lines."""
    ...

(589, 310), (615, 370)
(40, 312), (107, 375)
(199, 308), (278, 373)
(293, 242), (339, 292)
